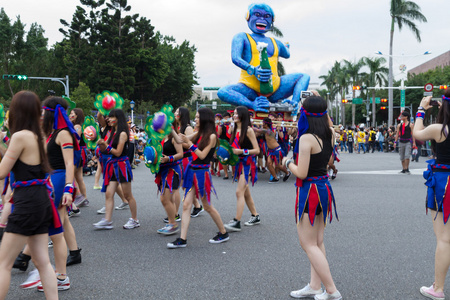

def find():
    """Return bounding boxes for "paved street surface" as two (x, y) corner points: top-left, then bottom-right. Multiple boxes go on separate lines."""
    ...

(4, 151), (445, 299)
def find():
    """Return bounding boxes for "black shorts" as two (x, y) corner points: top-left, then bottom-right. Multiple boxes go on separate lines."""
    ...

(303, 202), (323, 215)
(165, 173), (180, 191)
(110, 168), (133, 183)
(6, 207), (53, 236)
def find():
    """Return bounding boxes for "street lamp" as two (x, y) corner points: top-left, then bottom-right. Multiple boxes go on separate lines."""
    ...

(130, 100), (135, 124)
(375, 51), (431, 126)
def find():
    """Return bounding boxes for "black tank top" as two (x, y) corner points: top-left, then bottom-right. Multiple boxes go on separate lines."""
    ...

(436, 132), (450, 165)
(399, 122), (412, 141)
(235, 131), (253, 157)
(108, 130), (129, 157)
(12, 160), (50, 212)
(307, 135), (333, 178)
(47, 128), (70, 170)
(163, 139), (177, 156)
(192, 135), (216, 164)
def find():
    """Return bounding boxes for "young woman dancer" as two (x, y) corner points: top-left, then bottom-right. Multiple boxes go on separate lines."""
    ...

(414, 91), (450, 300)
(224, 106), (261, 232)
(96, 112), (129, 214)
(0, 91), (59, 300)
(282, 94), (341, 300)
(174, 107), (203, 218)
(155, 124), (183, 235)
(94, 109), (139, 229)
(69, 108), (88, 207)
(167, 107), (229, 248)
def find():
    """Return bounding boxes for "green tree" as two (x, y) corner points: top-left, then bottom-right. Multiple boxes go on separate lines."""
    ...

(388, 0), (427, 125)
(343, 58), (366, 126)
(364, 57), (388, 125)
(70, 81), (94, 116)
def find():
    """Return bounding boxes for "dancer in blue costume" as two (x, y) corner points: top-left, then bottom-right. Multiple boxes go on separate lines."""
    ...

(414, 91), (450, 300)
(0, 91), (60, 300)
(167, 107), (229, 248)
(224, 106), (261, 232)
(155, 123), (183, 236)
(95, 109), (139, 230)
(218, 3), (309, 113)
(282, 92), (341, 300)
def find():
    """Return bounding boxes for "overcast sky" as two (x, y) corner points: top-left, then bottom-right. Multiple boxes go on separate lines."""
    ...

(2, 0), (449, 90)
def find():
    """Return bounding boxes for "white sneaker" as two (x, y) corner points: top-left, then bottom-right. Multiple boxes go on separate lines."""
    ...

(37, 274), (70, 291)
(20, 269), (41, 289)
(290, 283), (323, 298)
(314, 290), (342, 300)
(115, 202), (129, 210)
(96, 207), (106, 214)
(123, 218), (140, 229)
(93, 218), (113, 230)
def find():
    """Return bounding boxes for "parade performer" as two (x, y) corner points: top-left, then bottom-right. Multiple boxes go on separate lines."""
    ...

(281, 93), (341, 300)
(155, 125), (183, 235)
(95, 112), (129, 213)
(0, 91), (59, 300)
(216, 112), (232, 179)
(95, 109), (139, 229)
(224, 106), (261, 232)
(218, 3), (309, 114)
(254, 118), (290, 183)
(167, 107), (229, 248)
(69, 108), (89, 208)
(414, 91), (450, 300)
(175, 106), (203, 218)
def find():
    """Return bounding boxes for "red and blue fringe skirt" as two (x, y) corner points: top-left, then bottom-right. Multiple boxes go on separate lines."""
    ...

(268, 146), (284, 165)
(233, 155), (258, 186)
(102, 156), (133, 192)
(424, 159), (450, 224)
(155, 161), (182, 195)
(258, 139), (268, 156)
(182, 163), (217, 204)
(295, 175), (338, 226)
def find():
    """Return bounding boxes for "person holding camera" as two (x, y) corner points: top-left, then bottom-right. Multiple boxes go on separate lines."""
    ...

(414, 91), (450, 300)
(394, 111), (416, 174)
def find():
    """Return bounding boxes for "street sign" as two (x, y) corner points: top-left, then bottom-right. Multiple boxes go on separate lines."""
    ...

(424, 83), (433, 92)
(212, 101), (217, 109)
(352, 98), (363, 104)
(370, 97), (381, 104)
(424, 92), (433, 96)
(400, 90), (406, 108)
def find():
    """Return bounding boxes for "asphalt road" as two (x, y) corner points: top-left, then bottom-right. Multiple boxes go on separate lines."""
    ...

(3, 151), (444, 300)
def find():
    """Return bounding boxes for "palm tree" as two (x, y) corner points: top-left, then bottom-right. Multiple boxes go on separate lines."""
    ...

(365, 57), (388, 125)
(319, 66), (342, 117)
(343, 58), (366, 126)
(388, 0), (427, 125)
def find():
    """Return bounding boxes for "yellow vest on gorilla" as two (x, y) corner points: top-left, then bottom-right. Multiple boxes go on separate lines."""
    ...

(239, 33), (281, 96)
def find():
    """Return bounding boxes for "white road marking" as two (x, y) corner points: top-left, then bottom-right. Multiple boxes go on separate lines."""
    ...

(338, 169), (426, 175)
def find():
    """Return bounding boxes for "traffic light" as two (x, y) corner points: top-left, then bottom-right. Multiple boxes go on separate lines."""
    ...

(380, 106), (386, 110)
(381, 98), (387, 103)
(342, 99), (348, 103)
(352, 86), (360, 90)
(2, 74), (28, 81)
(440, 85), (448, 90)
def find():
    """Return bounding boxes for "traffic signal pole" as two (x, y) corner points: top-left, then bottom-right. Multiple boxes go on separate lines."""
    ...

(2, 75), (70, 97)
(28, 75), (70, 97)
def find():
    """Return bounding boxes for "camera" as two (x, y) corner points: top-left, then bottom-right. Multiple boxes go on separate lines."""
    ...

(430, 99), (440, 106)
(301, 91), (312, 99)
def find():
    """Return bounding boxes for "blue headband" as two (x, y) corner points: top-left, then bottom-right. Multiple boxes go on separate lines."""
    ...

(443, 95), (450, 101)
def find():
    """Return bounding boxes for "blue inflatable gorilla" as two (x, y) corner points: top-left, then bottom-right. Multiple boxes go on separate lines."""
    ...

(218, 3), (310, 114)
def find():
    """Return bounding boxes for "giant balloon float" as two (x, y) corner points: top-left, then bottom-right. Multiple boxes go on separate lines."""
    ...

(218, 3), (310, 115)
